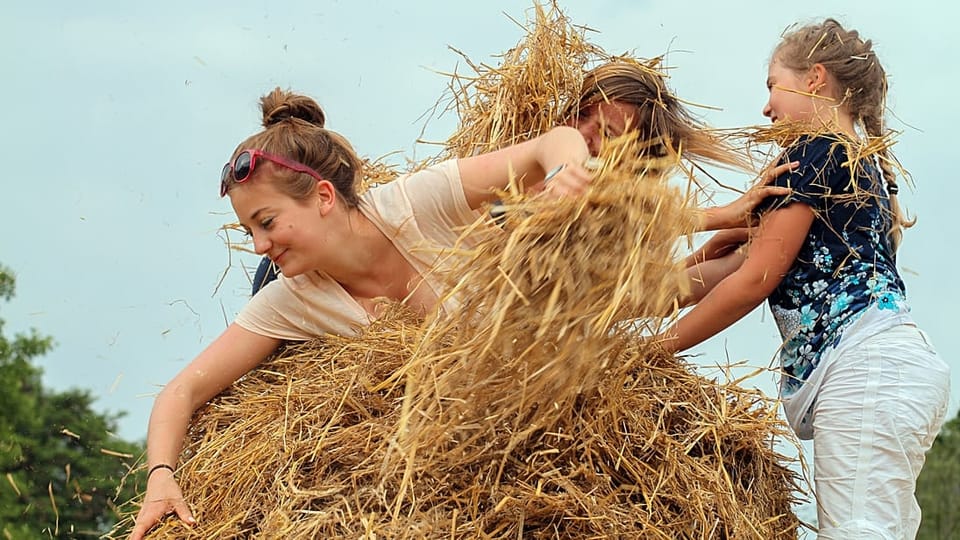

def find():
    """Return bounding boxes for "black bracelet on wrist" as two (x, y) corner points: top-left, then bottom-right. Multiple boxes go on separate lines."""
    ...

(148, 463), (176, 478)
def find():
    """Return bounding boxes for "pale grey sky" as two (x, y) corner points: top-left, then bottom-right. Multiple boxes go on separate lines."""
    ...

(3, 3), (957, 520)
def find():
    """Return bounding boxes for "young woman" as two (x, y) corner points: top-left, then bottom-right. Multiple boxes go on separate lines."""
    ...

(657, 20), (950, 538)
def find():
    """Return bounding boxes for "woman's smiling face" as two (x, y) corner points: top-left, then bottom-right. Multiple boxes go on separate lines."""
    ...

(762, 59), (816, 124)
(230, 173), (327, 278)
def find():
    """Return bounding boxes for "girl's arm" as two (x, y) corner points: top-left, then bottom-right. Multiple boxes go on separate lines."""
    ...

(130, 324), (282, 539)
(681, 249), (747, 308)
(658, 202), (813, 353)
(456, 126), (592, 209)
(683, 228), (751, 268)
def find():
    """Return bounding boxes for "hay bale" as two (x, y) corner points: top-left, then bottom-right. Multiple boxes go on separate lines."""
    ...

(138, 341), (800, 539)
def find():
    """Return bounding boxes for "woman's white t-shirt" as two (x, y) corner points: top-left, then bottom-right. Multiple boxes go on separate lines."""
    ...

(234, 159), (483, 341)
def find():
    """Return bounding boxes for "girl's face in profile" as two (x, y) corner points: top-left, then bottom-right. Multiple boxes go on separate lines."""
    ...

(762, 59), (816, 124)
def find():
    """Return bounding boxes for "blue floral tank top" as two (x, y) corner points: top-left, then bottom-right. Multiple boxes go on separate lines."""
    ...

(760, 135), (908, 395)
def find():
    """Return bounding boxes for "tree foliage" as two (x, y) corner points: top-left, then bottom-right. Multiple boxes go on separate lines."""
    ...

(917, 409), (960, 539)
(0, 265), (145, 538)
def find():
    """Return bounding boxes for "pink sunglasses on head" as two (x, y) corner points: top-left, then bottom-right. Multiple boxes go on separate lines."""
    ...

(220, 149), (324, 197)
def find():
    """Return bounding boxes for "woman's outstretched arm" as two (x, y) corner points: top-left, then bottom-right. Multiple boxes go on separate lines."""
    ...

(456, 126), (593, 209)
(130, 324), (281, 539)
(658, 202), (812, 353)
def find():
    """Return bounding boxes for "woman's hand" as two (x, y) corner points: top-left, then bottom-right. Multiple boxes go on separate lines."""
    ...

(541, 162), (594, 199)
(129, 469), (196, 539)
(700, 160), (798, 230)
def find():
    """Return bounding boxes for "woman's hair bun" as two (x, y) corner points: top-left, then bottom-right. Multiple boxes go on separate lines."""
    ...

(260, 87), (326, 128)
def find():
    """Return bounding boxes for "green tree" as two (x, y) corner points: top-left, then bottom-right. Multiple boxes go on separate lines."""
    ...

(0, 265), (145, 538)
(917, 409), (960, 539)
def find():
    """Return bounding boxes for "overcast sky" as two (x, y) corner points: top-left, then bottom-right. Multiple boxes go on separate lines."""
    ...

(3, 2), (957, 519)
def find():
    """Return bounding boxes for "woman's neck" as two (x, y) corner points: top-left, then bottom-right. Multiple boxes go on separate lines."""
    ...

(812, 104), (859, 140)
(322, 208), (416, 302)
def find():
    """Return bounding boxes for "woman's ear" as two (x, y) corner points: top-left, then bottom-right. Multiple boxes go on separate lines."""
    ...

(315, 180), (338, 216)
(807, 63), (828, 93)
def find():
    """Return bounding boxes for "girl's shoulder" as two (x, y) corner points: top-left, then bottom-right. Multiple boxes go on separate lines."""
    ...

(785, 133), (873, 187)
(786, 133), (852, 163)
(768, 133), (872, 205)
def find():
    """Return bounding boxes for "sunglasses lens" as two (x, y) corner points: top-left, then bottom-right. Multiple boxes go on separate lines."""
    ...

(233, 152), (253, 182)
(219, 162), (231, 197)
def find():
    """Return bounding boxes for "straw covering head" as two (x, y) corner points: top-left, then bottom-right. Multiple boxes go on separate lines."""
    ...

(565, 60), (743, 168)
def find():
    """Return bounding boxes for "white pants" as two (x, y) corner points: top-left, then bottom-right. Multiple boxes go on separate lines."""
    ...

(812, 324), (950, 539)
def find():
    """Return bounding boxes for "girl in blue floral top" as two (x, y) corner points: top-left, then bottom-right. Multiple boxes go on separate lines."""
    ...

(660, 19), (950, 539)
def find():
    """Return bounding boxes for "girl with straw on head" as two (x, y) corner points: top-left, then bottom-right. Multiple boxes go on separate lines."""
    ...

(131, 86), (785, 539)
(564, 60), (746, 168)
(656, 19), (950, 538)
